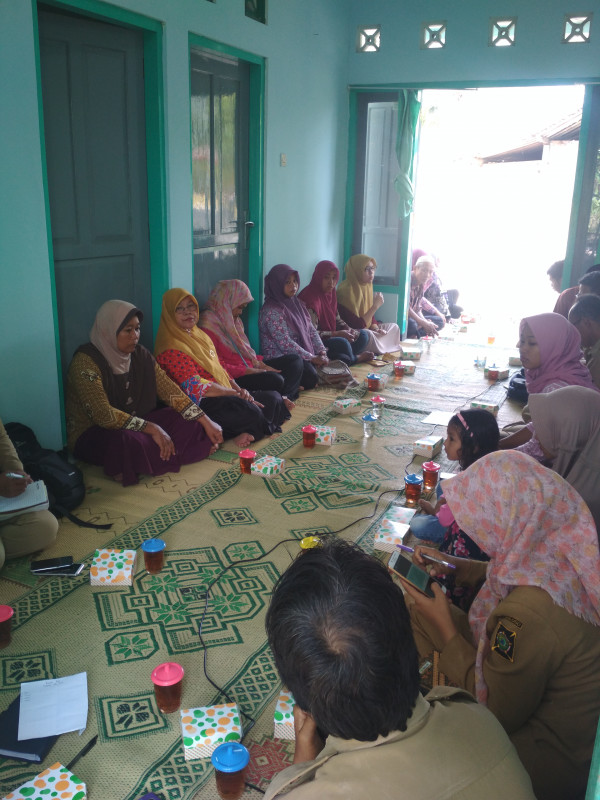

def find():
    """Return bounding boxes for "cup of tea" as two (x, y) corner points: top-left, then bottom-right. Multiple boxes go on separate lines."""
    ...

(239, 449), (257, 474)
(0, 605), (15, 649)
(151, 662), (184, 713)
(211, 742), (250, 800)
(362, 413), (377, 438)
(393, 361), (405, 379)
(487, 335), (496, 345)
(366, 373), (381, 391)
(302, 425), (317, 448)
(488, 368), (499, 381)
(422, 461), (441, 493)
(141, 538), (166, 574)
(404, 473), (423, 507)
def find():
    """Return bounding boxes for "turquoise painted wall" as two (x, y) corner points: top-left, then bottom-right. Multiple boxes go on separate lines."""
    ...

(0, 0), (349, 448)
(347, 0), (600, 85)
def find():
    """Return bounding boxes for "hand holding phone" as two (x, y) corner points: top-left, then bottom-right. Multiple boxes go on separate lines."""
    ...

(388, 550), (436, 598)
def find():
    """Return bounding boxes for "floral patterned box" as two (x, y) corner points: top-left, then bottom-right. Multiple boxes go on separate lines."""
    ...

(274, 689), (296, 740)
(90, 548), (136, 587)
(470, 400), (499, 416)
(413, 435), (443, 458)
(333, 398), (361, 415)
(398, 361), (416, 375)
(399, 346), (421, 361)
(373, 506), (416, 552)
(3, 762), (86, 800)
(251, 455), (285, 477)
(315, 426), (336, 445)
(180, 702), (242, 760)
(483, 366), (509, 380)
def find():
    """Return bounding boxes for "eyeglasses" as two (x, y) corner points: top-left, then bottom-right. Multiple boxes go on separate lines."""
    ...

(175, 303), (197, 315)
(364, 267), (376, 273)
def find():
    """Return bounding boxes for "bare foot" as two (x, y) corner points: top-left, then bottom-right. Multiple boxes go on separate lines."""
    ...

(356, 351), (375, 364)
(283, 396), (295, 412)
(233, 433), (255, 448)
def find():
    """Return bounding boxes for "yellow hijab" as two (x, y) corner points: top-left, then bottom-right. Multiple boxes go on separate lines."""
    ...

(336, 254), (376, 320)
(154, 288), (232, 388)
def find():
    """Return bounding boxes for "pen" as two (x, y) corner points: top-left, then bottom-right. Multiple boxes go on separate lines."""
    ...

(66, 734), (98, 772)
(6, 472), (25, 479)
(396, 543), (456, 569)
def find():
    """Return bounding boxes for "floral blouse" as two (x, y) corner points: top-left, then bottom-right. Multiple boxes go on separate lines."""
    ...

(156, 349), (219, 406)
(259, 306), (324, 360)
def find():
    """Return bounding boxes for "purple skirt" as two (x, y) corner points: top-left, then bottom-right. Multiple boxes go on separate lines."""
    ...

(74, 407), (212, 486)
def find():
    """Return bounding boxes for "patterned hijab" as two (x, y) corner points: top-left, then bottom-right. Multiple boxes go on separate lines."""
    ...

(520, 312), (597, 394)
(262, 264), (315, 352)
(297, 260), (339, 332)
(154, 288), (232, 388)
(529, 387), (600, 533)
(199, 280), (260, 368)
(336, 254), (375, 320)
(90, 299), (143, 375)
(443, 450), (600, 703)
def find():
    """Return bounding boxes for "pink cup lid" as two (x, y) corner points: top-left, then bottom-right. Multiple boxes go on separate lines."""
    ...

(372, 395), (386, 403)
(423, 461), (441, 472)
(0, 605), (14, 623)
(151, 661), (184, 686)
(302, 425), (317, 433)
(239, 449), (257, 458)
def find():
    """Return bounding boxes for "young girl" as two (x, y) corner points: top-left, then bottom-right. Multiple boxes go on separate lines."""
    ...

(410, 409), (499, 610)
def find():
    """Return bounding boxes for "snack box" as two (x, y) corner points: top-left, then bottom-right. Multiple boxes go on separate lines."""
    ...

(333, 398), (361, 415)
(399, 346), (421, 361)
(251, 455), (285, 477)
(373, 506), (416, 552)
(484, 366), (509, 380)
(397, 361), (416, 375)
(90, 548), (136, 587)
(274, 689), (296, 740)
(3, 763), (86, 800)
(470, 400), (499, 416)
(508, 355), (522, 366)
(181, 703), (242, 760)
(413, 435), (443, 458)
(315, 425), (336, 445)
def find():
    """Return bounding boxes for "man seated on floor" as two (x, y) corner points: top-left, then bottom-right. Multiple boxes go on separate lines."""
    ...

(263, 539), (535, 800)
(569, 293), (600, 388)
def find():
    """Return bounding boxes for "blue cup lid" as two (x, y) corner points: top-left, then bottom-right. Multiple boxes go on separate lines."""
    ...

(405, 473), (423, 485)
(141, 538), (166, 553)
(362, 413), (377, 422)
(211, 741), (250, 772)
(367, 373), (381, 379)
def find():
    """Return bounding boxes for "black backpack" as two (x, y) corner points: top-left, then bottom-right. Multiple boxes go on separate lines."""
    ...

(4, 422), (111, 530)
(506, 368), (529, 404)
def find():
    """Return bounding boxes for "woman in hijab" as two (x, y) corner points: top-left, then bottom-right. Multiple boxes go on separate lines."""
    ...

(402, 450), (600, 800)
(499, 312), (598, 459)
(259, 264), (328, 391)
(336, 254), (402, 354)
(199, 279), (303, 402)
(529, 386), (600, 536)
(65, 300), (222, 486)
(297, 260), (373, 365)
(155, 288), (291, 448)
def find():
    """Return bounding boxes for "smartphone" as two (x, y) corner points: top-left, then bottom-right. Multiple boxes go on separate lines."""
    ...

(30, 556), (73, 573)
(388, 550), (436, 598)
(41, 563), (85, 577)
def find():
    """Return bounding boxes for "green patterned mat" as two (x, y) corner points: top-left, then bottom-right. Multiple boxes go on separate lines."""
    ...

(0, 337), (522, 799)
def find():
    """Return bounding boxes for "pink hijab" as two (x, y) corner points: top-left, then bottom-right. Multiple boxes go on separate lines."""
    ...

(297, 261), (339, 332)
(520, 312), (597, 394)
(443, 450), (600, 703)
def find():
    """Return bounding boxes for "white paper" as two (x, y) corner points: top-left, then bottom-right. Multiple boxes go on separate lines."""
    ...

(421, 410), (453, 426)
(18, 672), (88, 740)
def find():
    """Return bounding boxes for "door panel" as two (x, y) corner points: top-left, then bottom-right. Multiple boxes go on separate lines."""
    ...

(190, 49), (250, 306)
(39, 9), (152, 373)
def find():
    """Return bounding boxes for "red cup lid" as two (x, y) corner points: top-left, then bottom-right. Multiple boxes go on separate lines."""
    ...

(371, 395), (386, 403)
(422, 461), (441, 472)
(239, 449), (257, 458)
(302, 425), (317, 433)
(151, 662), (184, 686)
(0, 605), (14, 623)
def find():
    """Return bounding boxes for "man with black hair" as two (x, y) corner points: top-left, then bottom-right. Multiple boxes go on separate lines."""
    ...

(578, 270), (600, 298)
(263, 539), (535, 799)
(569, 293), (600, 388)
(554, 263), (600, 318)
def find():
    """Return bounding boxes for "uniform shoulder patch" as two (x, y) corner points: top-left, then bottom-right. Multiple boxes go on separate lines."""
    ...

(491, 622), (516, 662)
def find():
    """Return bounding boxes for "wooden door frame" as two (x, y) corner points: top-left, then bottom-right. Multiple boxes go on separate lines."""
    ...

(32, 0), (167, 433)
(189, 34), (265, 351)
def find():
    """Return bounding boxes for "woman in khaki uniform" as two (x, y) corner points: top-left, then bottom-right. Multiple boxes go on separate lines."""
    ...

(403, 450), (600, 800)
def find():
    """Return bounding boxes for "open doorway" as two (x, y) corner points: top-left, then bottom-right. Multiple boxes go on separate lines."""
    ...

(410, 85), (585, 341)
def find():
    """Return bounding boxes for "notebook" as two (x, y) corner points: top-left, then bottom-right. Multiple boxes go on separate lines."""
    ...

(0, 695), (59, 763)
(0, 481), (49, 519)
